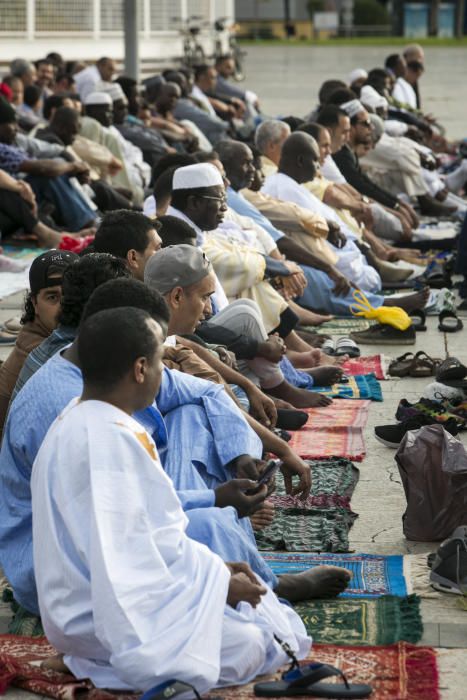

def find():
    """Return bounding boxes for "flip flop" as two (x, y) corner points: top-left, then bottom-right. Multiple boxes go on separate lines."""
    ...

(388, 352), (415, 377)
(334, 337), (360, 358)
(436, 357), (467, 382)
(438, 309), (463, 333)
(254, 662), (372, 698)
(321, 338), (335, 356)
(409, 308), (426, 331)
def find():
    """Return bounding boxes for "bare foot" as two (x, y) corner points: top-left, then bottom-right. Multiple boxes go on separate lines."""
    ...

(275, 565), (352, 602)
(384, 286), (430, 313)
(308, 365), (343, 385)
(298, 309), (334, 326)
(267, 381), (333, 409)
(287, 349), (347, 368)
(41, 655), (71, 673)
(296, 330), (330, 347)
(250, 501), (275, 531)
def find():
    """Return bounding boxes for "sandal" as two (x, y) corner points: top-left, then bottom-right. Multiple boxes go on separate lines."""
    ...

(254, 662), (372, 698)
(409, 308), (426, 331)
(408, 351), (441, 378)
(436, 357), (467, 382)
(321, 338), (335, 356)
(438, 309), (463, 333)
(334, 337), (360, 358)
(388, 352), (415, 377)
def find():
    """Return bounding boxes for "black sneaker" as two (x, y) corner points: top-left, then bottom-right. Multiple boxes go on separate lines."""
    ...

(374, 415), (459, 448)
(430, 526), (467, 595)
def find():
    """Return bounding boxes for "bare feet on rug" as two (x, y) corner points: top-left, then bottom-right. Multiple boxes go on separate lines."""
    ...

(288, 348), (348, 369)
(296, 309), (334, 326)
(275, 566), (352, 602)
(250, 500), (275, 531)
(41, 655), (70, 673)
(296, 330), (330, 347)
(384, 287), (430, 313)
(307, 365), (343, 385)
(267, 381), (332, 408)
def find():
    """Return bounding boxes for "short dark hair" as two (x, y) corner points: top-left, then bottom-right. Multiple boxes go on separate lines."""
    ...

(50, 106), (79, 129)
(43, 94), (67, 120)
(58, 253), (130, 328)
(157, 215), (197, 248)
(78, 307), (159, 391)
(36, 58), (54, 69)
(318, 79), (346, 105)
(316, 104), (347, 128)
(23, 85), (41, 108)
(281, 116), (305, 132)
(194, 150), (219, 164)
(151, 153), (196, 185)
(194, 64), (213, 81)
(297, 122), (323, 141)
(385, 54), (401, 71)
(153, 166), (178, 206)
(81, 277), (170, 328)
(326, 87), (357, 106)
(55, 72), (75, 87)
(93, 210), (159, 259)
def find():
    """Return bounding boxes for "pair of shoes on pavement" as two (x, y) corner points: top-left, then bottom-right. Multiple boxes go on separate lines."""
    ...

(374, 397), (462, 448)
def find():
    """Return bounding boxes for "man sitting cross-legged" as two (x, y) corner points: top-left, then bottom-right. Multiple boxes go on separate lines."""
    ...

(31, 306), (311, 692)
(0, 277), (350, 619)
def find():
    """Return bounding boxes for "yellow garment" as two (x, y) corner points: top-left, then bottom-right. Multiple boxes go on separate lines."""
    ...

(260, 155), (278, 178)
(350, 290), (412, 331)
(242, 189), (338, 266)
(303, 177), (362, 238)
(202, 234), (287, 332)
(71, 135), (117, 182)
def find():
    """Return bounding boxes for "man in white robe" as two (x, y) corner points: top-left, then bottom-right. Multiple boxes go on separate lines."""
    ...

(32, 307), (310, 693)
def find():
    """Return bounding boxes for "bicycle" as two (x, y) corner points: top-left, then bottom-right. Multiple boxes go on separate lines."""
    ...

(172, 16), (207, 70)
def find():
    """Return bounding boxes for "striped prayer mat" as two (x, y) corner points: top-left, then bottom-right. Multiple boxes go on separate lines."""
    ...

(312, 373), (383, 401)
(255, 462), (359, 553)
(288, 400), (371, 461)
(342, 354), (387, 380)
(262, 553), (409, 598)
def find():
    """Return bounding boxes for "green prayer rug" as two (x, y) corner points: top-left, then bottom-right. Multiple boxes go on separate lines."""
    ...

(301, 318), (373, 335)
(255, 460), (359, 552)
(295, 594), (423, 646)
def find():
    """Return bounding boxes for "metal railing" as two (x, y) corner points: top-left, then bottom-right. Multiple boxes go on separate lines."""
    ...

(0, 0), (233, 38)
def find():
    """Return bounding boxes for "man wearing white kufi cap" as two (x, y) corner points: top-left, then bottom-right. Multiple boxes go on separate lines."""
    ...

(168, 163), (339, 409)
(82, 90), (150, 202)
(348, 68), (368, 92)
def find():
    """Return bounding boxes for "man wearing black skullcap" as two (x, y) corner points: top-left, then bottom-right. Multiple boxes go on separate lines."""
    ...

(0, 96), (97, 241)
(0, 249), (78, 436)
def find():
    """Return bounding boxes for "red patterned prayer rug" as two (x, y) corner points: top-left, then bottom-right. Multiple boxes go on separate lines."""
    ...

(342, 354), (387, 380)
(0, 636), (439, 700)
(288, 400), (371, 461)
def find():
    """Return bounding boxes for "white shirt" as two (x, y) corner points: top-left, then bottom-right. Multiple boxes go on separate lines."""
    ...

(74, 65), (101, 101)
(191, 85), (217, 117)
(392, 77), (417, 110)
(321, 155), (347, 184)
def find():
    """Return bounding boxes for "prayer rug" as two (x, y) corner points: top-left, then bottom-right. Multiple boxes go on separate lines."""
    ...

(208, 642), (438, 700)
(312, 373), (383, 401)
(0, 637), (438, 700)
(288, 399), (370, 461)
(295, 594), (423, 645)
(255, 462), (359, 552)
(262, 553), (409, 598)
(342, 354), (387, 380)
(302, 318), (373, 335)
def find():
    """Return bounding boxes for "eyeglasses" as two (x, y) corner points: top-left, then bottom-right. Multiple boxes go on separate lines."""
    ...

(198, 195), (227, 206)
(354, 119), (371, 128)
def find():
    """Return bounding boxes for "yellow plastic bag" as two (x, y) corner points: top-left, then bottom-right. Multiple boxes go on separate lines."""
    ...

(349, 290), (412, 331)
